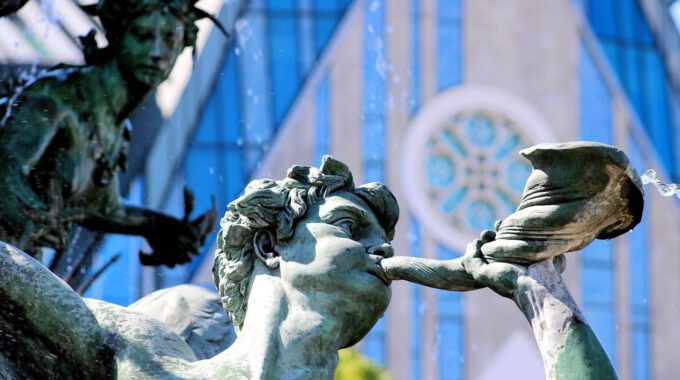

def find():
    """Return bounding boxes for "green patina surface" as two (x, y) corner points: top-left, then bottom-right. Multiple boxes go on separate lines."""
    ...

(555, 320), (618, 380)
(0, 0), (217, 271)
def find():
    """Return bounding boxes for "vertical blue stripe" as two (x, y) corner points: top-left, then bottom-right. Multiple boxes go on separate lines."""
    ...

(410, 0), (421, 115)
(434, 1), (464, 378)
(362, 0), (385, 176)
(626, 136), (649, 380)
(268, 10), (301, 125)
(409, 218), (423, 379)
(436, 244), (464, 380)
(297, 0), (315, 76)
(362, 0), (387, 366)
(362, 0), (386, 183)
(579, 42), (618, 367)
(436, 0), (462, 91)
(315, 74), (330, 163)
(410, 1), (422, 377)
(241, 8), (273, 173)
(579, 43), (613, 143)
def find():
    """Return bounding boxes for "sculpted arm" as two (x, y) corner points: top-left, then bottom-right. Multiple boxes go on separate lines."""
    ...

(381, 256), (480, 291)
(464, 232), (618, 380)
(78, 174), (215, 266)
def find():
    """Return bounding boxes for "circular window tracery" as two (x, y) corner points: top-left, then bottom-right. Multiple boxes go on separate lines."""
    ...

(402, 85), (557, 253)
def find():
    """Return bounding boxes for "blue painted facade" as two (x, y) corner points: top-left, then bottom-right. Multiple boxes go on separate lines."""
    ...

(436, 245), (464, 380)
(578, 41), (618, 366)
(361, 0), (388, 365)
(434, 2), (464, 378)
(409, 1), (422, 377)
(585, 0), (677, 178)
(315, 73), (331, 163)
(162, 0), (352, 286)
(409, 219), (424, 379)
(626, 136), (650, 380)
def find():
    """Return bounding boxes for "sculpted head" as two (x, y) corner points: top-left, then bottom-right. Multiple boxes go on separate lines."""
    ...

(85, 0), (213, 87)
(212, 156), (399, 346)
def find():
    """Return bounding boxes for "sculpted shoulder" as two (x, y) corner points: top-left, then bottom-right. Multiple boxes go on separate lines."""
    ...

(84, 298), (199, 378)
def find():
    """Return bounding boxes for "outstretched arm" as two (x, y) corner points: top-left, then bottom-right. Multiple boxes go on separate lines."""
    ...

(381, 256), (481, 291)
(464, 232), (618, 380)
(78, 175), (216, 267)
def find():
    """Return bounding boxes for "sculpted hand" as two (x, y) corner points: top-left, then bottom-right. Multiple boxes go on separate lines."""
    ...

(140, 206), (217, 267)
(463, 229), (567, 299)
(462, 230), (527, 298)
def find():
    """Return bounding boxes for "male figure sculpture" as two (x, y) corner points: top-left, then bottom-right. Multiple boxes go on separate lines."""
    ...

(0, 0), (219, 266)
(0, 156), (398, 378)
(0, 153), (626, 379)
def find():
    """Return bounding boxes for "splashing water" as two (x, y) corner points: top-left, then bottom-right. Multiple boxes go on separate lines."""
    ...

(641, 169), (680, 199)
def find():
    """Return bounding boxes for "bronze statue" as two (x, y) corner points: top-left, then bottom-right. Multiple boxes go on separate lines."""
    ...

(0, 156), (398, 379)
(0, 153), (628, 379)
(0, 0), (223, 266)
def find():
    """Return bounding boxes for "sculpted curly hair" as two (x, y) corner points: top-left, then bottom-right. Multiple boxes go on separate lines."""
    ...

(212, 156), (399, 333)
(79, 0), (225, 64)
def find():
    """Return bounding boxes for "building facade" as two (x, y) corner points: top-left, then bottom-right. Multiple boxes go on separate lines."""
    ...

(16, 0), (677, 379)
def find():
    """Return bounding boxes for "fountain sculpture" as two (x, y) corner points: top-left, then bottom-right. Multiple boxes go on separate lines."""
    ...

(0, 0), (225, 268)
(0, 143), (642, 379)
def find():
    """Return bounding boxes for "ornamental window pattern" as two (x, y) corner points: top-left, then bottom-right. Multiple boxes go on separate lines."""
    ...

(402, 85), (555, 253)
(424, 111), (532, 235)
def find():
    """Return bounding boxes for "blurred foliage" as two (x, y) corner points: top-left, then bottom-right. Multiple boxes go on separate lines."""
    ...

(335, 348), (393, 380)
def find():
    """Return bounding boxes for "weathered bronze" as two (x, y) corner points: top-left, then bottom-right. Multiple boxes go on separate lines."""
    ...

(0, 152), (632, 378)
(0, 0), (221, 266)
(382, 141), (643, 379)
(0, 156), (398, 378)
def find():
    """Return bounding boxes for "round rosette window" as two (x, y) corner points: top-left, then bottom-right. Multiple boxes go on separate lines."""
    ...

(402, 85), (557, 253)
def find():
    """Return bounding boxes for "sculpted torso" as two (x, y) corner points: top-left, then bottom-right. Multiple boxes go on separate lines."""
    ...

(6, 69), (127, 197)
(0, 68), (130, 250)
(0, 7), (216, 264)
(0, 157), (397, 379)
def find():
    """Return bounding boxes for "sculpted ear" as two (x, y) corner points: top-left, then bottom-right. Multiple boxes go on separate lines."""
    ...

(253, 230), (280, 269)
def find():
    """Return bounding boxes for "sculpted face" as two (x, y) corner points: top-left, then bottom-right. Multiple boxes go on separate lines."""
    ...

(276, 191), (393, 347)
(118, 10), (185, 87)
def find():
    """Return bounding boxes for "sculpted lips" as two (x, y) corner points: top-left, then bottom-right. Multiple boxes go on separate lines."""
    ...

(367, 255), (392, 286)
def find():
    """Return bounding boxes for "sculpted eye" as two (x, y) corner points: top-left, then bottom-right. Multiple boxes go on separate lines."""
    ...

(133, 27), (152, 39)
(333, 218), (356, 238)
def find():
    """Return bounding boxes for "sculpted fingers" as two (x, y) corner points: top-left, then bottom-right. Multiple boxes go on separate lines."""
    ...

(480, 229), (496, 244)
(462, 239), (487, 279)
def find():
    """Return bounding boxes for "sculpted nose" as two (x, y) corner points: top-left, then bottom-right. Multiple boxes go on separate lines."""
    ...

(150, 36), (164, 61)
(149, 30), (164, 61)
(367, 242), (394, 258)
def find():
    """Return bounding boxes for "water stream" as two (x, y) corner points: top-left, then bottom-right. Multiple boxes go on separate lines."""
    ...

(640, 169), (680, 199)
